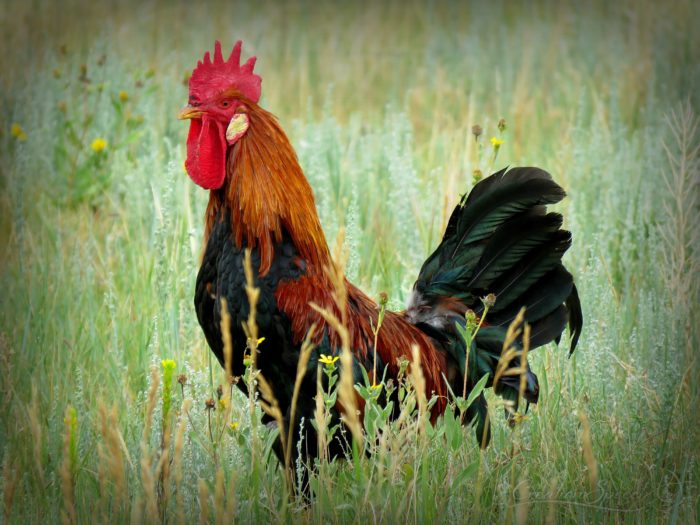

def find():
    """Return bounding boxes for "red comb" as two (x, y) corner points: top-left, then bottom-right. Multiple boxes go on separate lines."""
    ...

(188, 41), (261, 103)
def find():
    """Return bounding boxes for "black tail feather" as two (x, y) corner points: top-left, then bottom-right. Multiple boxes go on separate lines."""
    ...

(407, 167), (582, 447)
(488, 264), (573, 327)
(565, 283), (583, 355)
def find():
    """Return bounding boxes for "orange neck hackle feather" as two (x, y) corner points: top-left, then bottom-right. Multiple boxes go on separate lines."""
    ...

(204, 103), (331, 276)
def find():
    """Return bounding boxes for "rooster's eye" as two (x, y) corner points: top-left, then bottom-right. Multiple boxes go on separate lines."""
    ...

(220, 100), (231, 108)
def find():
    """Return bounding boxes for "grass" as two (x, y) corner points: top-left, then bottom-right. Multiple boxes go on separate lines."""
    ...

(1, 0), (699, 522)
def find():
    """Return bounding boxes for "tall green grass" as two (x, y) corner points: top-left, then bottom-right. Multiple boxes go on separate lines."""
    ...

(1, 0), (698, 522)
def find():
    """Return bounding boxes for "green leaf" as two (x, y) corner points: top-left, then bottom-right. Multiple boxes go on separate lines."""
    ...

(465, 373), (489, 411)
(447, 460), (480, 499)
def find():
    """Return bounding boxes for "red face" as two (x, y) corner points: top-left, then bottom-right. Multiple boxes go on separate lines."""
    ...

(179, 93), (248, 190)
(179, 41), (261, 190)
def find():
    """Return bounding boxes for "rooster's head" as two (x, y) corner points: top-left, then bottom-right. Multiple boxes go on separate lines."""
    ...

(179, 41), (262, 189)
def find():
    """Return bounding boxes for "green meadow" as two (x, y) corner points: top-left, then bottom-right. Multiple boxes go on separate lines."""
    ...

(1, 0), (698, 522)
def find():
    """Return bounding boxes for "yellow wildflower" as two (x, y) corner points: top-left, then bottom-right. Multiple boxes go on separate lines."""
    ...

(161, 359), (176, 370)
(11, 123), (27, 141)
(91, 137), (108, 153)
(229, 422), (239, 431)
(118, 90), (129, 102)
(247, 336), (265, 348)
(490, 136), (505, 147)
(319, 354), (340, 366)
(370, 382), (382, 390)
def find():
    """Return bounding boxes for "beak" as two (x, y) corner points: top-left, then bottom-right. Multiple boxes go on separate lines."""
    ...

(178, 105), (202, 120)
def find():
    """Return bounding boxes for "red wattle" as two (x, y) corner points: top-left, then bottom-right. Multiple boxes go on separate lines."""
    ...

(185, 117), (227, 189)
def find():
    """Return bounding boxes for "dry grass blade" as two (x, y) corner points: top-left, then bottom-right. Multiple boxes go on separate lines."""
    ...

(516, 477), (530, 525)
(546, 477), (558, 525)
(217, 298), (236, 449)
(155, 416), (172, 521)
(241, 248), (262, 473)
(214, 468), (226, 525)
(219, 297), (233, 382)
(660, 101), (700, 369)
(59, 406), (77, 525)
(173, 398), (192, 525)
(0, 334), (14, 415)
(256, 372), (293, 493)
(493, 307), (526, 391)
(198, 478), (210, 525)
(129, 497), (143, 525)
(330, 227), (349, 326)
(242, 249), (262, 368)
(284, 325), (316, 474)
(339, 341), (364, 448)
(578, 410), (598, 495)
(314, 366), (329, 462)
(518, 324), (531, 408)
(27, 382), (45, 487)
(140, 448), (158, 523)
(142, 367), (160, 445)
(2, 453), (19, 523)
(97, 401), (127, 515)
(410, 344), (428, 435)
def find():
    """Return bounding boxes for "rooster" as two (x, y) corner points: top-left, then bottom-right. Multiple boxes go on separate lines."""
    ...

(180, 41), (582, 480)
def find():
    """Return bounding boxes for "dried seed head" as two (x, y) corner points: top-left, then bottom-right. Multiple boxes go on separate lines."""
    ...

(472, 124), (483, 138)
(177, 374), (187, 386)
(465, 309), (477, 329)
(472, 168), (483, 183)
(498, 118), (507, 132)
(378, 292), (388, 306)
(205, 398), (216, 410)
(483, 293), (497, 308)
(216, 385), (224, 400)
